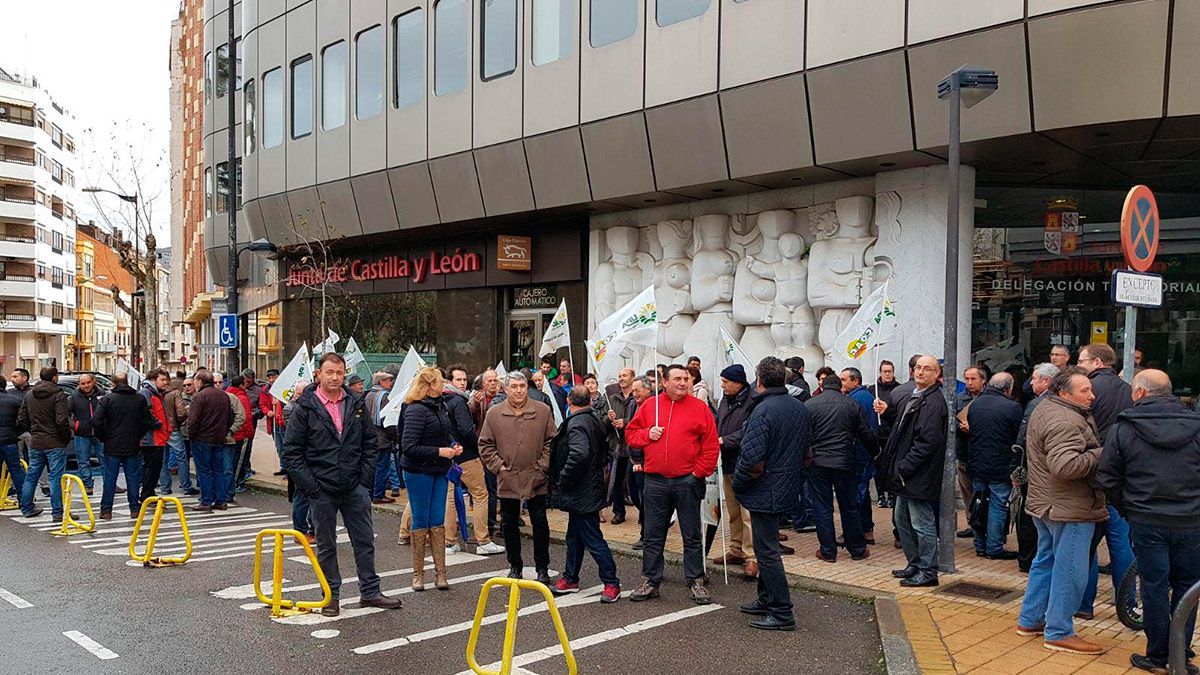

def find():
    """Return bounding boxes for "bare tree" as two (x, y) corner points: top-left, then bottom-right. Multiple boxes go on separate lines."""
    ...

(285, 206), (348, 343)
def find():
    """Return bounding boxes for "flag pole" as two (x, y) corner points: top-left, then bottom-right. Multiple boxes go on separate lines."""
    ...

(717, 463), (729, 585)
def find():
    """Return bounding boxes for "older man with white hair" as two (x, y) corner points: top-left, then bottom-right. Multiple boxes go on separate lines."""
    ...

(966, 372), (1024, 560)
(1014, 363), (1060, 571)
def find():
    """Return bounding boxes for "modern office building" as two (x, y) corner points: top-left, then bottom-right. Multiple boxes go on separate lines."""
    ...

(0, 66), (80, 375)
(204, 0), (1200, 388)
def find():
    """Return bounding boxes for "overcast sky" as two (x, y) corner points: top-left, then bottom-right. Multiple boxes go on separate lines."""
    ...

(0, 0), (179, 246)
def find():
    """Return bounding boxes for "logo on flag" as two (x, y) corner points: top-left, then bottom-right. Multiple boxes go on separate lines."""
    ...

(831, 282), (898, 361)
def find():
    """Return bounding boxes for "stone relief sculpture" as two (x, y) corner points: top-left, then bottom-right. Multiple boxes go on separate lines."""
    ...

(653, 220), (695, 359)
(682, 215), (743, 387)
(807, 196), (879, 349)
(592, 226), (654, 320)
(733, 210), (788, 361)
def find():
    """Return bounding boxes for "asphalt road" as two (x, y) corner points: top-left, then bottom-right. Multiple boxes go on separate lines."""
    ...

(0, 486), (883, 674)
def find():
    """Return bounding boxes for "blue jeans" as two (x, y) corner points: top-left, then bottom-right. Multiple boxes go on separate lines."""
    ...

(971, 479), (1013, 555)
(220, 444), (236, 503)
(893, 496), (938, 574)
(72, 436), (103, 490)
(272, 426), (285, 471)
(403, 471), (448, 530)
(856, 462), (875, 533)
(190, 442), (222, 507)
(1, 443), (26, 496)
(1019, 518), (1095, 641)
(563, 511), (619, 586)
(1080, 505), (1136, 614)
(21, 448), (67, 517)
(101, 454), (143, 515)
(1130, 522), (1200, 665)
(791, 479), (815, 529)
(292, 489), (313, 534)
(809, 465), (865, 558)
(389, 462), (402, 490)
(160, 430), (191, 491)
(373, 448), (395, 499)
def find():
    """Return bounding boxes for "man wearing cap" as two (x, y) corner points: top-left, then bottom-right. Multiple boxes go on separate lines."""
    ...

(261, 368), (286, 476)
(713, 364), (759, 578)
(366, 369), (398, 505)
(347, 373), (366, 395)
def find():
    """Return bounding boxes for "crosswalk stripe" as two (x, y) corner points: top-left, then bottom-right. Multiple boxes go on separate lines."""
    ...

(36, 507), (260, 533)
(91, 518), (297, 555)
(190, 534), (350, 563)
(79, 512), (280, 545)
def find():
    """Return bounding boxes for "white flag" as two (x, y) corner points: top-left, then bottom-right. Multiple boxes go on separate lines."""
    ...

(587, 286), (657, 380)
(538, 376), (563, 427)
(538, 299), (571, 358)
(343, 336), (366, 374)
(274, 343), (312, 405)
(314, 328), (341, 359)
(116, 358), (143, 389)
(381, 345), (426, 427)
(719, 325), (756, 383)
(494, 361), (508, 379)
(829, 282), (898, 361)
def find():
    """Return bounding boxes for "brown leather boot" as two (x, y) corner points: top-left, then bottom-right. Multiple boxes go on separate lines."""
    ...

(430, 526), (449, 590)
(411, 529), (427, 592)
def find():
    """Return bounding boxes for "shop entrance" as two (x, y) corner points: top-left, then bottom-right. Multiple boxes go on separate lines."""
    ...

(504, 285), (562, 372)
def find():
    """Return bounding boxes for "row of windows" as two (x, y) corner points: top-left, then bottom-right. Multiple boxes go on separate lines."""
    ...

(226, 0), (718, 154)
(203, 159), (243, 217)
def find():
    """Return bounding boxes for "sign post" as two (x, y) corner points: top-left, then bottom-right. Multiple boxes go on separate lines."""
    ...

(1118, 185), (1161, 383)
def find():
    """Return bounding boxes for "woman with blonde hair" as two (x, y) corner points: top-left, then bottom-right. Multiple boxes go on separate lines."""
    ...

(400, 367), (462, 590)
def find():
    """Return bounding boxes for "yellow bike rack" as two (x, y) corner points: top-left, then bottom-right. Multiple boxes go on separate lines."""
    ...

(465, 578), (577, 675)
(129, 496), (192, 567)
(0, 459), (28, 511)
(53, 474), (95, 536)
(252, 528), (331, 617)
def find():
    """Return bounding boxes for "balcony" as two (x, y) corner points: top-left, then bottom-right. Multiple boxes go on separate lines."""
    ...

(0, 120), (36, 144)
(0, 313), (35, 332)
(0, 154), (36, 184)
(94, 342), (117, 354)
(0, 274), (35, 297)
(0, 195), (35, 221)
(0, 234), (36, 259)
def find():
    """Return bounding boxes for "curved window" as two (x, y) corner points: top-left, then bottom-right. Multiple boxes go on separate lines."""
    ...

(291, 55), (314, 139)
(244, 79), (256, 154)
(532, 0), (574, 66)
(590, 0), (638, 48)
(204, 51), (213, 102)
(434, 0), (469, 95)
(262, 67), (284, 149)
(481, 0), (517, 80)
(393, 9), (424, 108)
(321, 41), (348, 129)
(216, 43), (230, 98)
(204, 168), (212, 218)
(657, 0), (710, 26)
(356, 25), (385, 120)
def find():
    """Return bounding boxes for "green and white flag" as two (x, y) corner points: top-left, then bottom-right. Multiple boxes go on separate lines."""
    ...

(381, 345), (425, 427)
(343, 336), (366, 374)
(830, 282), (898, 361)
(116, 358), (143, 389)
(719, 325), (755, 380)
(494, 361), (508, 379)
(274, 342), (312, 404)
(314, 328), (340, 359)
(538, 299), (571, 357)
(587, 285), (657, 381)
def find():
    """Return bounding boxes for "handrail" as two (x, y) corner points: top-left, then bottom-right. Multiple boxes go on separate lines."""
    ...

(1168, 579), (1200, 675)
(465, 577), (577, 675)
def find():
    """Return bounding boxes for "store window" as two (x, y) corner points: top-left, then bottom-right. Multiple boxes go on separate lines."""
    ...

(356, 25), (385, 120)
(590, 0), (638, 48)
(321, 41), (348, 129)
(435, 0), (469, 95)
(262, 67), (284, 148)
(532, 0), (574, 66)
(393, 9), (424, 108)
(291, 54), (314, 138)
(657, 0), (710, 26)
(481, 0), (517, 80)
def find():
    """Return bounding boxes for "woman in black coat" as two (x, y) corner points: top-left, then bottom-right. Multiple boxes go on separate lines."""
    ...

(399, 367), (461, 591)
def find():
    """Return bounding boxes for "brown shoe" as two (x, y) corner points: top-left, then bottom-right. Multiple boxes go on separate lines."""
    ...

(815, 549), (836, 563)
(743, 560), (759, 579)
(320, 600), (340, 617)
(190, 504), (213, 513)
(689, 579), (712, 605)
(893, 538), (902, 549)
(372, 497), (396, 504)
(779, 543), (795, 555)
(1015, 623), (1045, 637)
(778, 533), (789, 542)
(1044, 636), (1105, 655)
(213, 503), (228, 511)
(711, 552), (746, 566)
(362, 595), (402, 610)
(851, 549), (871, 561)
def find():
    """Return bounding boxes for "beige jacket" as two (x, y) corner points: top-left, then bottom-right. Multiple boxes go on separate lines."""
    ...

(478, 398), (556, 500)
(1024, 394), (1108, 523)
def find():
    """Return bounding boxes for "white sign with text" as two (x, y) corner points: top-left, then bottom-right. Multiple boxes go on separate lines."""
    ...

(1111, 270), (1163, 308)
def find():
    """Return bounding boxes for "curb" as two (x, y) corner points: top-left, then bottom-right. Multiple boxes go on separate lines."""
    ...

(875, 596), (920, 675)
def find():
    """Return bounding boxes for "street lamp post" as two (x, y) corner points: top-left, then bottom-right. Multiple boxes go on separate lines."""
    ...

(226, 0), (239, 375)
(83, 186), (140, 367)
(936, 65), (997, 574)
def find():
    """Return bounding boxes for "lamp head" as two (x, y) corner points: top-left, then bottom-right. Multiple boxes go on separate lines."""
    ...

(938, 65), (999, 108)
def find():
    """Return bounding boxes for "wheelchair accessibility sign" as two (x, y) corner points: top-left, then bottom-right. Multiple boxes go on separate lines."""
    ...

(218, 314), (238, 349)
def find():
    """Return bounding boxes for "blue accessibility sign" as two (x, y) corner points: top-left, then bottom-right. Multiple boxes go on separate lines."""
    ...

(218, 314), (238, 349)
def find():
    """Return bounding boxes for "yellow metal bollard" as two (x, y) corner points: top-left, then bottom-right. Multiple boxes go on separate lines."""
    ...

(52, 473), (95, 536)
(0, 459), (28, 511)
(129, 496), (192, 567)
(251, 528), (331, 617)
(465, 578), (577, 675)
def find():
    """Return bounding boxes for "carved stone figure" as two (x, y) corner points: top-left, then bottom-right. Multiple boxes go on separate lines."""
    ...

(807, 196), (878, 349)
(654, 220), (694, 359)
(734, 210), (790, 362)
(683, 215), (742, 388)
(750, 232), (822, 368)
(593, 226), (654, 320)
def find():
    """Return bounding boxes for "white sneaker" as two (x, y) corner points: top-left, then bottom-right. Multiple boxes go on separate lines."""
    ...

(446, 543), (462, 554)
(476, 541), (506, 555)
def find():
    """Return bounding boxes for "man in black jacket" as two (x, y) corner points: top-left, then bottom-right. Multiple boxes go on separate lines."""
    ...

(549, 386), (621, 603)
(806, 374), (878, 563)
(282, 353), (401, 617)
(442, 366), (504, 555)
(0, 376), (25, 502)
(965, 373), (1023, 559)
(874, 355), (947, 587)
(17, 367), (72, 520)
(69, 374), (104, 494)
(93, 373), (159, 519)
(713, 364), (757, 577)
(1096, 369), (1200, 674)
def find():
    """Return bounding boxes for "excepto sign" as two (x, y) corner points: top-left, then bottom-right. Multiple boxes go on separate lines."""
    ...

(1120, 185), (1160, 272)
(1111, 269), (1163, 308)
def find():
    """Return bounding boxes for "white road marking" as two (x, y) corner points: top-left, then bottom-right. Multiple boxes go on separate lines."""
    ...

(62, 509), (266, 537)
(271, 568), (512, 625)
(454, 604), (723, 675)
(352, 586), (609, 655)
(0, 588), (33, 609)
(311, 629), (340, 639)
(83, 517), (293, 550)
(219, 551), (485, 601)
(191, 534), (350, 562)
(90, 519), (298, 555)
(62, 630), (119, 660)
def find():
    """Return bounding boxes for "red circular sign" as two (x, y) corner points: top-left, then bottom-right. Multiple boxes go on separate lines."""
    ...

(1120, 185), (1159, 272)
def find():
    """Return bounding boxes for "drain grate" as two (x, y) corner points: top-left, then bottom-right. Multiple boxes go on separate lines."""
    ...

(936, 581), (1021, 603)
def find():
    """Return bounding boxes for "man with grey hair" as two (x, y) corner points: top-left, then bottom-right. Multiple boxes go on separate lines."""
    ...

(966, 372), (1024, 559)
(1098, 369), (1200, 674)
(1014, 363), (1060, 570)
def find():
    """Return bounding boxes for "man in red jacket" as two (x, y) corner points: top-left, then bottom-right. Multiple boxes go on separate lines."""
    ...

(227, 375), (256, 494)
(139, 369), (173, 502)
(625, 363), (720, 605)
(260, 369), (286, 476)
